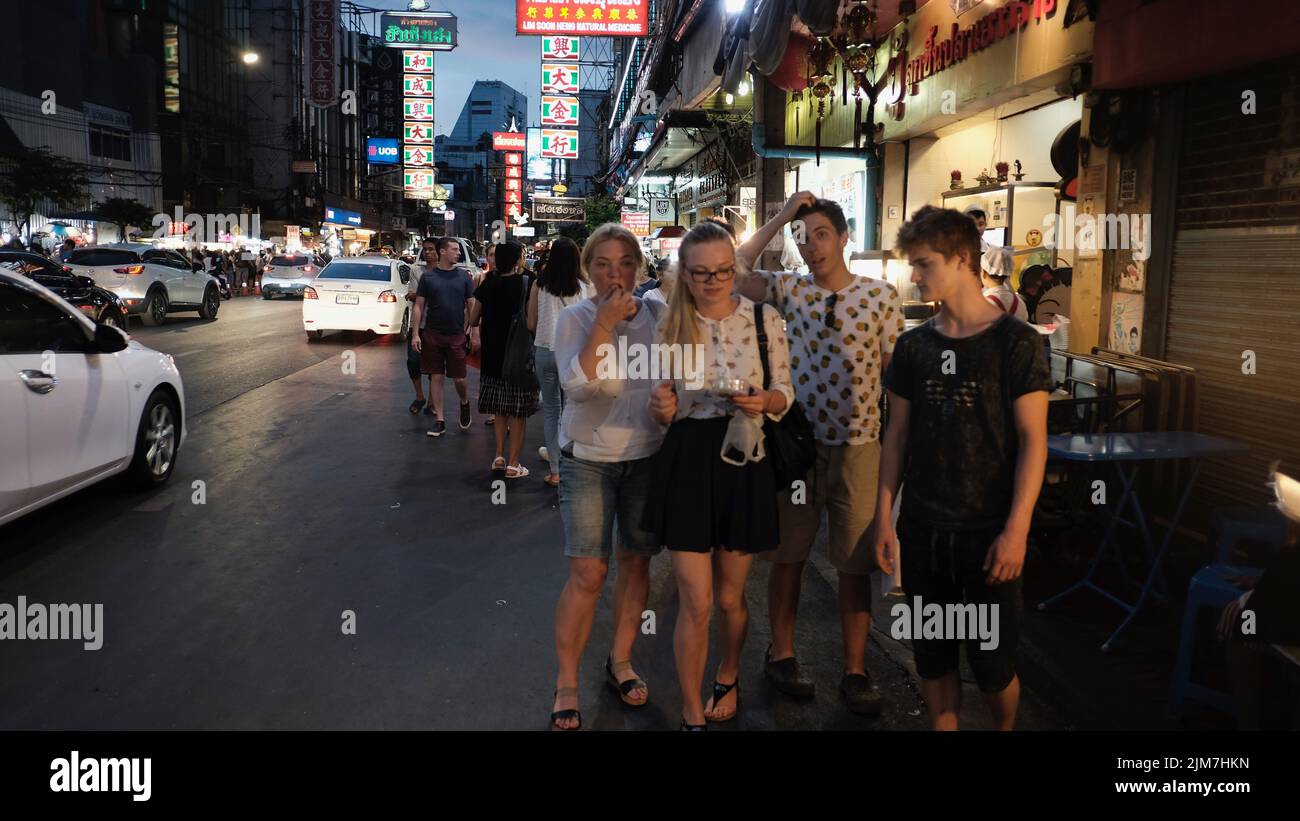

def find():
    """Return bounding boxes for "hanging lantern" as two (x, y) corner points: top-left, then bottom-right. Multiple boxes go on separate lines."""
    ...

(845, 0), (877, 50)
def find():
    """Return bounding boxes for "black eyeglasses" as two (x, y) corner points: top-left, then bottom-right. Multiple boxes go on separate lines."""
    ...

(823, 293), (839, 329)
(688, 266), (736, 283)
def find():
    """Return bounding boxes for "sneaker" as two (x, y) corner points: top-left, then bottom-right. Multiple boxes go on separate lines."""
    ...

(763, 645), (815, 698)
(426, 420), (446, 437)
(840, 672), (883, 716)
(458, 402), (471, 430)
(539, 446), (550, 464)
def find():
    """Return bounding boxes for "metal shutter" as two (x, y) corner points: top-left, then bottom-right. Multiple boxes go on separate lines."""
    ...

(1166, 60), (1300, 507)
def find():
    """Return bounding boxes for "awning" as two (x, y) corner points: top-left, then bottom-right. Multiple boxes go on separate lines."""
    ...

(1094, 0), (1300, 89)
(641, 110), (715, 173)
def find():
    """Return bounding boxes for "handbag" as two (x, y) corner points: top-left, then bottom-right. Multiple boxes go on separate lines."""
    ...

(501, 275), (539, 390)
(753, 302), (817, 489)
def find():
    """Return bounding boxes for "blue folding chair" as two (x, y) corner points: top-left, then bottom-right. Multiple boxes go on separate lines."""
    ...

(1168, 564), (1263, 719)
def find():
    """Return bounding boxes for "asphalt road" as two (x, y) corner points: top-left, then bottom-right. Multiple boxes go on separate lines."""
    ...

(0, 295), (1063, 730)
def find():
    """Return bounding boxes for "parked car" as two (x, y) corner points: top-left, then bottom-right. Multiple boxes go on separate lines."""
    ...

(302, 257), (414, 340)
(65, 243), (221, 326)
(0, 251), (128, 329)
(261, 253), (325, 299)
(0, 269), (186, 526)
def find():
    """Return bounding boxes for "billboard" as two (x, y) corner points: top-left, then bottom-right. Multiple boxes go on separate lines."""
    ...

(621, 210), (649, 236)
(493, 131), (527, 151)
(532, 196), (586, 222)
(541, 95), (579, 127)
(541, 63), (579, 95)
(366, 137), (400, 165)
(526, 127), (550, 180)
(380, 11), (458, 50)
(516, 1), (649, 36)
(540, 129), (579, 159)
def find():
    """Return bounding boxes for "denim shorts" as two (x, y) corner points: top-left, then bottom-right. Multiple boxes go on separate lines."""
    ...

(896, 518), (1023, 693)
(558, 451), (663, 559)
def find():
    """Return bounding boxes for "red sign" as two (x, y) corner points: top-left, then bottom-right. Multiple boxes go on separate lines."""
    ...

(505, 152), (522, 166)
(505, 190), (522, 204)
(516, 0), (649, 36)
(505, 178), (521, 192)
(505, 166), (521, 179)
(620, 210), (649, 237)
(309, 0), (338, 107)
(493, 131), (527, 151)
(506, 203), (523, 217)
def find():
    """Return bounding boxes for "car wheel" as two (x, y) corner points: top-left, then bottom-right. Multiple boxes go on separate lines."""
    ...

(126, 391), (179, 488)
(262, 291), (272, 300)
(100, 309), (126, 329)
(140, 288), (168, 326)
(400, 310), (410, 336)
(198, 286), (220, 320)
(306, 329), (323, 341)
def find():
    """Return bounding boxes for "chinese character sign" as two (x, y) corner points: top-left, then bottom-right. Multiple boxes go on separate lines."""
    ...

(308, 0), (338, 107)
(403, 75), (434, 97)
(404, 146), (434, 166)
(404, 99), (434, 120)
(517, 0), (649, 36)
(542, 35), (580, 60)
(404, 122), (433, 144)
(541, 95), (579, 127)
(541, 63), (579, 95)
(540, 129), (579, 159)
(403, 50), (433, 73)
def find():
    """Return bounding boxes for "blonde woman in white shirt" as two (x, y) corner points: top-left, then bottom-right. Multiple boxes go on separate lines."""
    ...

(643, 220), (795, 729)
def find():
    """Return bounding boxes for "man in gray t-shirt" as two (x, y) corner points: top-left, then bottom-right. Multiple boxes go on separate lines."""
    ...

(411, 237), (475, 435)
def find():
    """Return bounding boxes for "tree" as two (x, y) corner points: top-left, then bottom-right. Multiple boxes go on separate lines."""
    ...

(0, 147), (88, 238)
(584, 195), (621, 233)
(96, 197), (156, 241)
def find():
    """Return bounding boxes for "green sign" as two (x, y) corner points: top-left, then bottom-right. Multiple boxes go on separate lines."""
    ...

(380, 12), (458, 51)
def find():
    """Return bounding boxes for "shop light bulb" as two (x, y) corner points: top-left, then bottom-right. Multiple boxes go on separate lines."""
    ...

(725, 93), (735, 105)
(725, 0), (746, 14)
(739, 80), (750, 96)
(241, 51), (259, 64)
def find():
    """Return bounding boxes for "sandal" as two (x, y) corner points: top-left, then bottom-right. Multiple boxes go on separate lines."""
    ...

(605, 658), (648, 707)
(408, 399), (426, 414)
(505, 464), (530, 479)
(485, 415), (496, 426)
(491, 457), (507, 478)
(544, 473), (561, 487)
(679, 718), (707, 731)
(705, 678), (740, 723)
(551, 687), (581, 731)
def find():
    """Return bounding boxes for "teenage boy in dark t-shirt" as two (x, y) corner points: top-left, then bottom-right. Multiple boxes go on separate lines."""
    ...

(873, 205), (1052, 731)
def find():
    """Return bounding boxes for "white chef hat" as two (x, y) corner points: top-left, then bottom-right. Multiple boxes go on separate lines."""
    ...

(981, 245), (1013, 279)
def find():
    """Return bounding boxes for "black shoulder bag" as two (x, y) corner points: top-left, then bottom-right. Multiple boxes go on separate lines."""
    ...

(501, 275), (539, 391)
(754, 302), (817, 488)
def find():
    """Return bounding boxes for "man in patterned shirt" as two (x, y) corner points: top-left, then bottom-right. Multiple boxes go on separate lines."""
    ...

(737, 192), (905, 715)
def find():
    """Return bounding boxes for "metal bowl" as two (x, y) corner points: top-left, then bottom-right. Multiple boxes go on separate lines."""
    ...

(709, 377), (749, 396)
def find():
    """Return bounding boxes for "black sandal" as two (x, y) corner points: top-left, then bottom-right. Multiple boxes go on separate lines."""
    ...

(680, 718), (707, 731)
(551, 687), (581, 731)
(408, 399), (426, 414)
(605, 658), (648, 707)
(706, 678), (739, 723)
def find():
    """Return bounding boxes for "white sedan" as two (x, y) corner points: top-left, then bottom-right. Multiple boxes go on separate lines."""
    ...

(302, 256), (414, 340)
(0, 269), (186, 526)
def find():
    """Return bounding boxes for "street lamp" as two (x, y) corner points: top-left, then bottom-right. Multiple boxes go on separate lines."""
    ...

(241, 51), (260, 65)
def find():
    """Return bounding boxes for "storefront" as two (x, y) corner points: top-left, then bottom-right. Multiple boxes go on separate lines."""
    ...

(870, 0), (1093, 317)
(1089, 0), (1300, 508)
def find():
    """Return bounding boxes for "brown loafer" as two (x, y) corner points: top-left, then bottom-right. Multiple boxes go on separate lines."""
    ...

(763, 645), (815, 698)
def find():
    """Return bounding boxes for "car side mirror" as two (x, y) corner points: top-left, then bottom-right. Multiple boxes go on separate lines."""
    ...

(76, 275), (96, 288)
(94, 322), (129, 353)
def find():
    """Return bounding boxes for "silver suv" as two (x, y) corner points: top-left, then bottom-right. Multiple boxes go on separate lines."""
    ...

(261, 253), (324, 299)
(66, 243), (221, 326)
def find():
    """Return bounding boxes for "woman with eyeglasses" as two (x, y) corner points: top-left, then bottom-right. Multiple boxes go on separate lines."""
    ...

(642, 220), (795, 730)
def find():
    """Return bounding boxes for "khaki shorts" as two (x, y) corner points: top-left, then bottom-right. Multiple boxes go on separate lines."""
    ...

(768, 440), (881, 575)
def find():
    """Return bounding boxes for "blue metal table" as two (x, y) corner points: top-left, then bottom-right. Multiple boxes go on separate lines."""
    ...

(1037, 432), (1250, 652)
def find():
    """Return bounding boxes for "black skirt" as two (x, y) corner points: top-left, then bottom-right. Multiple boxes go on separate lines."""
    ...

(641, 416), (779, 554)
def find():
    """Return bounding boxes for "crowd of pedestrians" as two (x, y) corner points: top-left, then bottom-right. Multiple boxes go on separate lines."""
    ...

(403, 195), (1051, 732)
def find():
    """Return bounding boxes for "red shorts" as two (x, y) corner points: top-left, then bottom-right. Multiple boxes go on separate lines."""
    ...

(419, 329), (468, 379)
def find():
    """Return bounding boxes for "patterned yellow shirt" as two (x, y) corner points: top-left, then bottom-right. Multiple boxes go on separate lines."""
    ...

(751, 270), (904, 445)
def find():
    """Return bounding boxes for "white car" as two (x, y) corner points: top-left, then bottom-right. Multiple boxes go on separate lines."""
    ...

(261, 252), (325, 299)
(302, 256), (414, 340)
(0, 269), (186, 526)
(65, 243), (221, 326)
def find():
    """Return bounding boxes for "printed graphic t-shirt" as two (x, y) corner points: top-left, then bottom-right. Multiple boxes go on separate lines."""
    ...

(884, 314), (1054, 530)
(751, 270), (904, 445)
